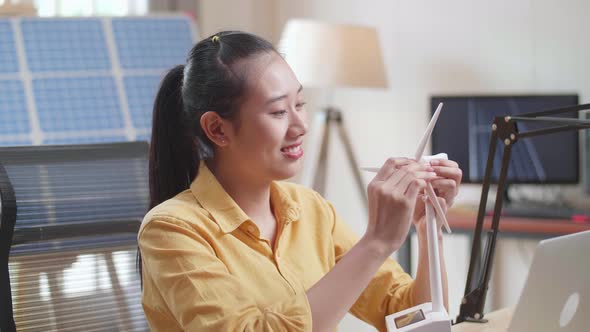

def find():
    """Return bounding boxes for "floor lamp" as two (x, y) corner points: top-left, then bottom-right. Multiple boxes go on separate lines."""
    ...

(278, 19), (388, 206)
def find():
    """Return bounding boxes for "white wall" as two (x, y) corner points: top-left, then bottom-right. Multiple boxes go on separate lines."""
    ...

(197, 0), (278, 42)
(197, 1), (590, 331)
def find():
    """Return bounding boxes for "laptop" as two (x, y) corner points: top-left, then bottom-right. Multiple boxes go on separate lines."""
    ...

(507, 230), (589, 332)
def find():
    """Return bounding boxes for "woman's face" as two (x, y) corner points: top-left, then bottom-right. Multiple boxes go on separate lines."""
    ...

(226, 52), (308, 182)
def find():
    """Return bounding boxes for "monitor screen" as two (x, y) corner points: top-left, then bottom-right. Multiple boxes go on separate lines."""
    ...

(430, 95), (579, 184)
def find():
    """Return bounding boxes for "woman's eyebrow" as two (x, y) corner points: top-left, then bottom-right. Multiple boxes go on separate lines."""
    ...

(264, 85), (303, 105)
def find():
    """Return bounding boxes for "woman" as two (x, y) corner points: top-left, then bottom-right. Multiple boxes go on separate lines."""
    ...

(138, 31), (462, 332)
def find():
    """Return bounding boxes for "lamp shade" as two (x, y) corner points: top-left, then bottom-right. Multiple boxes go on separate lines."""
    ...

(278, 19), (388, 89)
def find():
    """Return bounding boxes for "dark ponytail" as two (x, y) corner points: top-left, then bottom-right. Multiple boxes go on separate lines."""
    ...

(148, 65), (198, 210)
(139, 31), (276, 284)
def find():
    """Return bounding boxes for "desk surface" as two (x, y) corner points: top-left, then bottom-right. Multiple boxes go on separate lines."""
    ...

(397, 207), (590, 276)
(448, 208), (590, 236)
(452, 307), (513, 332)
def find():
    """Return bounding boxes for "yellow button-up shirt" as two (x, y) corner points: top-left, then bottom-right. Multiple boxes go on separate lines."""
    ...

(138, 163), (415, 331)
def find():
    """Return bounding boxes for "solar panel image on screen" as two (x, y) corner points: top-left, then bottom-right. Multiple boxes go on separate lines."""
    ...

(431, 95), (579, 184)
(0, 16), (197, 146)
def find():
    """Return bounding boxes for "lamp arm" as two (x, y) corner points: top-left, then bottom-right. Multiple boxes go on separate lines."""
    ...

(462, 122), (498, 298)
(456, 103), (590, 325)
(518, 102), (590, 117)
(510, 116), (590, 125)
(457, 117), (514, 323)
(472, 141), (513, 319)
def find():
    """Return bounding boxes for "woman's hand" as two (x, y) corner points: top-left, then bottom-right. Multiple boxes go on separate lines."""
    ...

(413, 195), (448, 235)
(364, 158), (438, 256)
(412, 159), (462, 233)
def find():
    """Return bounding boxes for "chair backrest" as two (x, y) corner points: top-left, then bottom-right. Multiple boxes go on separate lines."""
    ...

(0, 141), (149, 331)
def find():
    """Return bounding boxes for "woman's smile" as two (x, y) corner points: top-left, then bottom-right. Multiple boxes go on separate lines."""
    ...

(281, 142), (304, 159)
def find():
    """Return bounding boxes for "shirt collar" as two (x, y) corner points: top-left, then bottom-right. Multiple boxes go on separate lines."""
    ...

(270, 180), (301, 225)
(191, 162), (301, 234)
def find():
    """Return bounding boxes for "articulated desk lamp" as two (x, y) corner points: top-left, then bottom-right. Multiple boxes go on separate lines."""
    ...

(278, 19), (388, 206)
(363, 103), (452, 331)
(456, 103), (590, 324)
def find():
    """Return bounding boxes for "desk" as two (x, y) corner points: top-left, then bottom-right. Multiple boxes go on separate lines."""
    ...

(445, 208), (590, 235)
(397, 208), (590, 274)
(452, 307), (513, 332)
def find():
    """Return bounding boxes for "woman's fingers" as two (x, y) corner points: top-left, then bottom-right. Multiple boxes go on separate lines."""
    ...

(428, 159), (462, 209)
(430, 164), (462, 185)
(431, 179), (457, 192)
(405, 179), (428, 201)
(372, 157), (412, 182)
(430, 178), (456, 207)
(398, 171), (436, 195)
(429, 159), (458, 168)
(382, 162), (434, 192)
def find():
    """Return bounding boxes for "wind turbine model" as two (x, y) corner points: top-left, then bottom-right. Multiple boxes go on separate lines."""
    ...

(362, 103), (452, 332)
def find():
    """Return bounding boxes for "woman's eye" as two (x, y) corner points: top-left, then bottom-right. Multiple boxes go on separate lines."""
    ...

(296, 102), (307, 109)
(272, 110), (287, 116)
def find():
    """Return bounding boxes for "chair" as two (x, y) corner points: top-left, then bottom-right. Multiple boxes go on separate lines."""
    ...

(0, 142), (149, 331)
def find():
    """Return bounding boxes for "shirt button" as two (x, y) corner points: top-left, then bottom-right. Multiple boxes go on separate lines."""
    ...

(247, 225), (256, 233)
(286, 208), (299, 221)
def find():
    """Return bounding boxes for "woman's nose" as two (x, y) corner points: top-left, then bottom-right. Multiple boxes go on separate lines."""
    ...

(289, 109), (308, 137)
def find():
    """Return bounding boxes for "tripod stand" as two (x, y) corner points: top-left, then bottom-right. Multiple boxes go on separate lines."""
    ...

(301, 107), (367, 210)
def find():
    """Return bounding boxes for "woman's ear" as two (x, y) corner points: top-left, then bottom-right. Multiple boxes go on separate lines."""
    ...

(200, 112), (231, 147)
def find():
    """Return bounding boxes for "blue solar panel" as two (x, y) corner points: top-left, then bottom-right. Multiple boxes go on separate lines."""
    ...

(124, 74), (162, 130)
(0, 16), (196, 147)
(113, 18), (192, 69)
(0, 20), (19, 73)
(33, 77), (124, 131)
(21, 18), (111, 72)
(0, 80), (30, 134)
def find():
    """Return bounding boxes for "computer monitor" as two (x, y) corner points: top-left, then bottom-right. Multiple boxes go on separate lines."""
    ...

(430, 95), (579, 184)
